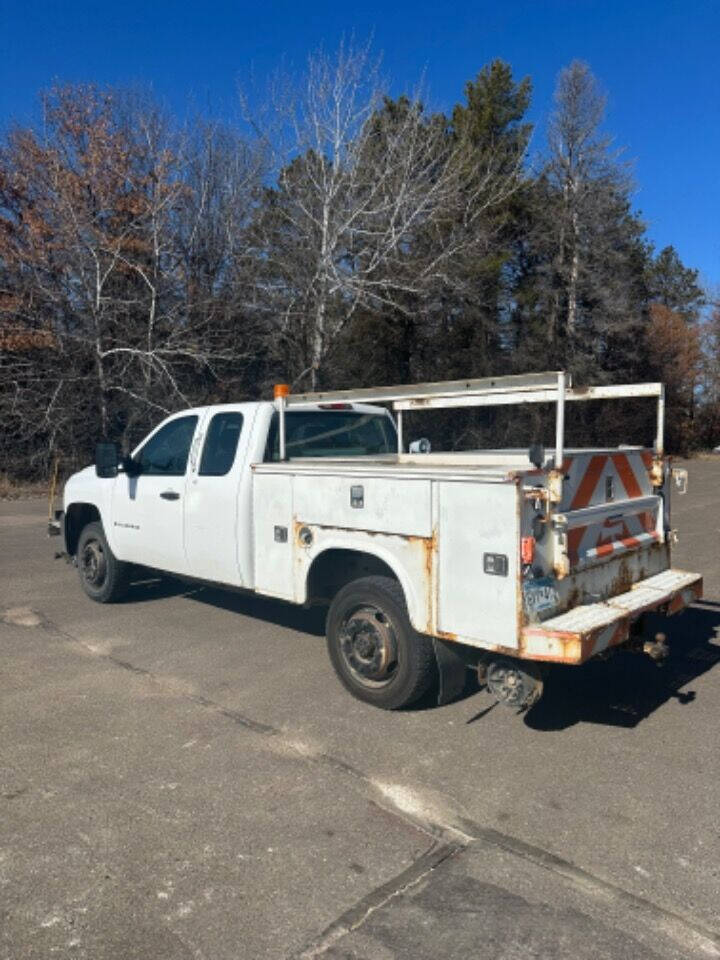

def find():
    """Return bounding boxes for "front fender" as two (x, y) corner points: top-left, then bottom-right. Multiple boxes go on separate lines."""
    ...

(63, 467), (116, 555)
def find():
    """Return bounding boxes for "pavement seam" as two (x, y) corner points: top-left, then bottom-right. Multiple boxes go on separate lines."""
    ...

(35, 612), (444, 846)
(289, 840), (465, 959)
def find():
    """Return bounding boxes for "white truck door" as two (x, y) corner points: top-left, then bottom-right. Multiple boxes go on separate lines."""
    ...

(251, 472), (295, 600)
(111, 413), (200, 573)
(437, 480), (519, 648)
(183, 407), (250, 586)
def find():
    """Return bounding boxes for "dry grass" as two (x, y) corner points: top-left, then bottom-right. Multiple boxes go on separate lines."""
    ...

(0, 473), (51, 501)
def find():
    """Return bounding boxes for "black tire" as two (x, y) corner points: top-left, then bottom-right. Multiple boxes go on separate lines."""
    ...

(326, 575), (436, 709)
(77, 521), (130, 603)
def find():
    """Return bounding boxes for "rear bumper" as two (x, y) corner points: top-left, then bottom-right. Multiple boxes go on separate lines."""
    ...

(520, 569), (703, 665)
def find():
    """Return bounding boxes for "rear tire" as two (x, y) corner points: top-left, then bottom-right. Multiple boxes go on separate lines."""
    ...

(77, 521), (130, 603)
(326, 576), (436, 709)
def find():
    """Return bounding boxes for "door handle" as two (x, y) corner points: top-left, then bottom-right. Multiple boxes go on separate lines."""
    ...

(160, 490), (180, 501)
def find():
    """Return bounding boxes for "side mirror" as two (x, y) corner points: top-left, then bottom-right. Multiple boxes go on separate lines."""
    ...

(408, 438), (432, 454)
(95, 441), (120, 478)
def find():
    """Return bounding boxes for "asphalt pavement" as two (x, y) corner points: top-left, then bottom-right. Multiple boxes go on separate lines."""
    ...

(1, 459), (719, 959)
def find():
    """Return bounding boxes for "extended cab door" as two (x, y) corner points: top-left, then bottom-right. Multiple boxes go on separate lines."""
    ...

(111, 413), (201, 573)
(183, 405), (255, 586)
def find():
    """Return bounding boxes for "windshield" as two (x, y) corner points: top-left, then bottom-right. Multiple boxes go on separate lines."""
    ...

(266, 410), (396, 460)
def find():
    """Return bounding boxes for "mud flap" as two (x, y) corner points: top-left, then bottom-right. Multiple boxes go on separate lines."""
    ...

(432, 637), (467, 706)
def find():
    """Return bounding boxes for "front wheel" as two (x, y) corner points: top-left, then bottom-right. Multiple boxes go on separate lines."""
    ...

(326, 576), (436, 709)
(77, 521), (130, 603)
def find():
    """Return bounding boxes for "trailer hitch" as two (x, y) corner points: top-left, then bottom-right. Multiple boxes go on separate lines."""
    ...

(643, 632), (669, 665)
(628, 628), (669, 665)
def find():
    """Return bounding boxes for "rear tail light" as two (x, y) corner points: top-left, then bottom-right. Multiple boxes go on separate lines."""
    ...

(521, 536), (536, 565)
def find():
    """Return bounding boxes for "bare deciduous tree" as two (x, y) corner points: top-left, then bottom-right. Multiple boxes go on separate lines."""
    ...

(0, 85), (265, 471)
(249, 42), (523, 388)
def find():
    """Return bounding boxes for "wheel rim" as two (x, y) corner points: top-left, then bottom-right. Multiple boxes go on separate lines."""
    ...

(80, 538), (107, 588)
(338, 605), (398, 688)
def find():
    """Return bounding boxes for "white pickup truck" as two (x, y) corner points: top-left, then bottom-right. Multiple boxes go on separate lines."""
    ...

(56, 372), (702, 711)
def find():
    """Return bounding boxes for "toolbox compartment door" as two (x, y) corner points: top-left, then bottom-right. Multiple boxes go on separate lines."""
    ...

(436, 481), (519, 648)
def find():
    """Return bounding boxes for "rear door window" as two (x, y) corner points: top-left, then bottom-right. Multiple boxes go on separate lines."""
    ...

(199, 412), (244, 476)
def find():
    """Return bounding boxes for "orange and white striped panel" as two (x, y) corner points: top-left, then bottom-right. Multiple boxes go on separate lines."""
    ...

(560, 451), (660, 569)
(560, 451), (653, 510)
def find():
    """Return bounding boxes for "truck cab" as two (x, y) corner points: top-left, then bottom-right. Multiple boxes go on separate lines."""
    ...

(62, 400), (397, 589)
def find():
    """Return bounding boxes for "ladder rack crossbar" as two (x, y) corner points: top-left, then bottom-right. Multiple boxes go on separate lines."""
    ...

(393, 382), (663, 411)
(284, 371), (565, 408)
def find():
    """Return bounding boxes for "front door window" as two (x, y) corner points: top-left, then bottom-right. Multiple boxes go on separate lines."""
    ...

(137, 415), (198, 476)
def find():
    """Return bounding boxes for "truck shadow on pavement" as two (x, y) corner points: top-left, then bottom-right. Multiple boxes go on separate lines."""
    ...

(523, 602), (720, 731)
(126, 573), (328, 635)
(194, 586), (329, 636)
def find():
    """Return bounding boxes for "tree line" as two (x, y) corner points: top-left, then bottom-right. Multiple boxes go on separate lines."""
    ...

(0, 45), (717, 479)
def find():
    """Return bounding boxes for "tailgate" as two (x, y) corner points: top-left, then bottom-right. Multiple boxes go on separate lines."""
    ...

(559, 451), (661, 570)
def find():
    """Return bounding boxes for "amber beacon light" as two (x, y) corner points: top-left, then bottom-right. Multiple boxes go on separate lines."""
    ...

(273, 383), (290, 399)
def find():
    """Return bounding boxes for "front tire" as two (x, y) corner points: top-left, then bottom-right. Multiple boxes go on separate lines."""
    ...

(326, 576), (436, 709)
(77, 521), (130, 603)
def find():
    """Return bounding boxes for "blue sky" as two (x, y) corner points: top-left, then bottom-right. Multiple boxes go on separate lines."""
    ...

(1, 0), (718, 288)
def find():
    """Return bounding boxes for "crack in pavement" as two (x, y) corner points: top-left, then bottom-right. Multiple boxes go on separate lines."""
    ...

(24, 609), (720, 959)
(290, 841), (465, 959)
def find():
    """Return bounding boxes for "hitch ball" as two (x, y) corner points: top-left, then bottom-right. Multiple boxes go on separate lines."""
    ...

(643, 632), (669, 665)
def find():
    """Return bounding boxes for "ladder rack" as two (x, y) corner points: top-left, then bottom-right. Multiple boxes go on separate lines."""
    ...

(275, 372), (665, 464)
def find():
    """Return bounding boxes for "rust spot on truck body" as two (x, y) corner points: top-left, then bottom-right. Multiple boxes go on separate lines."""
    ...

(609, 556), (634, 598)
(405, 527), (438, 632)
(547, 540), (671, 620)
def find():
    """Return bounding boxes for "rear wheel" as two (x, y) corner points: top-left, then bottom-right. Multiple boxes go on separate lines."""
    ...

(326, 576), (436, 709)
(77, 521), (130, 603)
